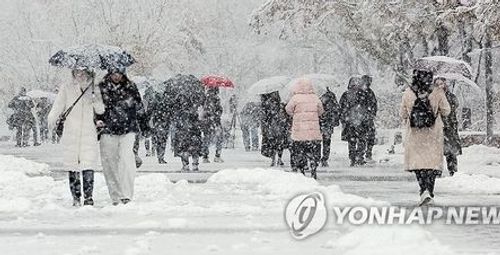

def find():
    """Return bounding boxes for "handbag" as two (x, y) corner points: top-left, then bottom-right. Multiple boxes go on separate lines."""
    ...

(55, 84), (93, 137)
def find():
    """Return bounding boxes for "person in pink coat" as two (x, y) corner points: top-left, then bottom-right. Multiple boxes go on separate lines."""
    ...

(285, 78), (324, 179)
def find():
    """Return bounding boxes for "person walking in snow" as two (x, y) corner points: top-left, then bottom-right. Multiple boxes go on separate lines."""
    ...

(169, 75), (205, 171)
(201, 87), (224, 163)
(319, 88), (340, 167)
(361, 75), (378, 163)
(148, 85), (172, 164)
(96, 67), (150, 206)
(8, 87), (36, 147)
(48, 69), (105, 206)
(436, 77), (462, 177)
(339, 77), (369, 166)
(400, 70), (450, 206)
(240, 102), (261, 152)
(286, 79), (324, 179)
(260, 91), (289, 167)
(36, 97), (52, 143)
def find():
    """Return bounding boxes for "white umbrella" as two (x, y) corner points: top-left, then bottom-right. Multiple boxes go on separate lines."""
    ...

(414, 56), (473, 79)
(26, 90), (57, 101)
(434, 73), (482, 94)
(282, 73), (342, 101)
(246, 76), (291, 95)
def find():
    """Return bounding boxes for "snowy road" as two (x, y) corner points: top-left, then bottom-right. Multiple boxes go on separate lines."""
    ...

(1, 139), (500, 254)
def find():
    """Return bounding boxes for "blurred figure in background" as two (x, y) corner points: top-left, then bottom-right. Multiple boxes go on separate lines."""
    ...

(260, 91), (289, 167)
(8, 87), (35, 147)
(361, 75), (378, 163)
(201, 87), (224, 163)
(240, 102), (260, 152)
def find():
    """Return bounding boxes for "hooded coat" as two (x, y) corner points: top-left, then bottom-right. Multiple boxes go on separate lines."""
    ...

(400, 86), (451, 171)
(285, 79), (324, 141)
(48, 80), (105, 171)
(260, 92), (290, 158)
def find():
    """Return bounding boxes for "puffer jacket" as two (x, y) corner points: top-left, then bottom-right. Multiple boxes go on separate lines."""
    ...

(285, 79), (324, 141)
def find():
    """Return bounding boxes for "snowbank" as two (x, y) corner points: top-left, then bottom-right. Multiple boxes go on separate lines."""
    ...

(322, 226), (454, 255)
(208, 168), (387, 207)
(0, 154), (49, 176)
(459, 145), (500, 176)
(437, 173), (500, 195)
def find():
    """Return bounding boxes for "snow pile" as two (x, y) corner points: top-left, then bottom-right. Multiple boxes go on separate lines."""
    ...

(459, 145), (500, 178)
(437, 173), (500, 194)
(323, 226), (454, 255)
(208, 168), (387, 207)
(0, 154), (49, 176)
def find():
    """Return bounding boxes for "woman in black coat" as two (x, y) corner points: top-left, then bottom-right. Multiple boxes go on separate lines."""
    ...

(260, 91), (290, 167)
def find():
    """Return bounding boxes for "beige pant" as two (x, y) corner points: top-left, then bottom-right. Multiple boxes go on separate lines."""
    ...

(100, 133), (137, 203)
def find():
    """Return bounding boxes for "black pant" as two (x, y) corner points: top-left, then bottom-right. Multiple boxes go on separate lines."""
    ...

(414, 169), (440, 197)
(69, 170), (94, 200)
(445, 154), (458, 174)
(348, 136), (366, 165)
(292, 141), (321, 174)
(154, 126), (170, 160)
(321, 133), (332, 162)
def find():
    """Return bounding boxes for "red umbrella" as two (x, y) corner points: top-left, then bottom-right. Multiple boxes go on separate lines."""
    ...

(201, 75), (234, 88)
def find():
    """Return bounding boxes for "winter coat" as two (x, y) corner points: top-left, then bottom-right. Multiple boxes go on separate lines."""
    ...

(170, 82), (206, 157)
(149, 91), (172, 130)
(201, 92), (223, 131)
(260, 92), (290, 158)
(240, 102), (260, 129)
(8, 94), (35, 128)
(443, 91), (462, 156)
(339, 85), (370, 141)
(48, 80), (105, 171)
(96, 76), (149, 136)
(400, 86), (451, 171)
(285, 79), (324, 141)
(319, 90), (340, 136)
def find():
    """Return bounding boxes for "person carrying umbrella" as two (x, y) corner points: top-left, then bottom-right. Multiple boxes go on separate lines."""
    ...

(95, 66), (150, 205)
(285, 78), (324, 179)
(8, 87), (36, 147)
(48, 69), (105, 206)
(400, 70), (450, 206)
(436, 77), (462, 176)
(260, 91), (290, 167)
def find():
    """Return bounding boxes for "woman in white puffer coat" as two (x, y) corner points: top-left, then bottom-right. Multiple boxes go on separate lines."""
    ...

(48, 69), (105, 207)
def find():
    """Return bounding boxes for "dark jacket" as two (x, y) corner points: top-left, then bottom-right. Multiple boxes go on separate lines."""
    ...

(8, 94), (35, 127)
(169, 77), (206, 156)
(443, 91), (462, 155)
(202, 91), (223, 130)
(260, 92), (290, 158)
(339, 81), (371, 141)
(319, 90), (340, 136)
(96, 76), (149, 136)
(240, 102), (260, 129)
(363, 87), (377, 140)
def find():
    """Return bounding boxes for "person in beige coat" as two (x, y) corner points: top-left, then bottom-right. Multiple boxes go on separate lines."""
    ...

(286, 78), (324, 179)
(400, 70), (451, 206)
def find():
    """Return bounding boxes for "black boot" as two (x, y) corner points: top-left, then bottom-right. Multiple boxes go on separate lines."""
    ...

(82, 170), (94, 206)
(69, 171), (81, 207)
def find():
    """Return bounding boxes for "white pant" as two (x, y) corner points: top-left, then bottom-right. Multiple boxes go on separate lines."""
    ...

(100, 133), (137, 203)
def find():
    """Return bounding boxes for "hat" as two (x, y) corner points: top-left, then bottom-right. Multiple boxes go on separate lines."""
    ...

(108, 66), (126, 75)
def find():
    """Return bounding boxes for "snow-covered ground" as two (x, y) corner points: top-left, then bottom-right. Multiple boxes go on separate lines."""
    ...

(0, 136), (500, 254)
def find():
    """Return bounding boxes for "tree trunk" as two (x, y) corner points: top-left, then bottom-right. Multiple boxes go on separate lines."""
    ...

(459, 17), (473, 64)
(436, 23), (449, 56)
(484, 29), (495, 143)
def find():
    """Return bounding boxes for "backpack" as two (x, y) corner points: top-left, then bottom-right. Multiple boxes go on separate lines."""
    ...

(410, 90), (436, 128)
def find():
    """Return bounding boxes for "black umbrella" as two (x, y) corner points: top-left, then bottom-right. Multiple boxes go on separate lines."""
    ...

(49, 44), (135, 70)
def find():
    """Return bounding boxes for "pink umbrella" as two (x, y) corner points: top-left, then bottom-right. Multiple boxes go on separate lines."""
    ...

(201, 75), (234, 89)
